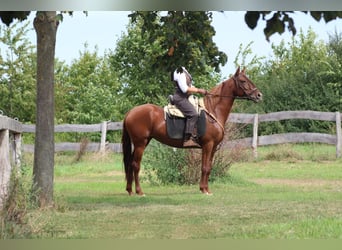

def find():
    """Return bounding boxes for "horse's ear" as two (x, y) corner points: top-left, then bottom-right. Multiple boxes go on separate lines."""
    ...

(234, 66), (240, 77)
(242, 67), (246, 74)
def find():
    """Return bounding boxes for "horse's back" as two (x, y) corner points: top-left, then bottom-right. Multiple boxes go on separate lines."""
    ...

(124, 103), (162, 121)
(124, 103), (165, 133)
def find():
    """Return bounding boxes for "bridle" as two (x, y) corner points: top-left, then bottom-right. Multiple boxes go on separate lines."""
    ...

(202, 74), (260, 136)
(206, 75), (258, 101)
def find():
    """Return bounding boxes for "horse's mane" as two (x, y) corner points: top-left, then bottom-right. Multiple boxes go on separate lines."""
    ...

(208, 78), (230, 96)
(204, 79), (228, 109)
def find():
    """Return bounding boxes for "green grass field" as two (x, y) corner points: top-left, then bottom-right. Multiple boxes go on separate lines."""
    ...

(10, 144), (342, 238)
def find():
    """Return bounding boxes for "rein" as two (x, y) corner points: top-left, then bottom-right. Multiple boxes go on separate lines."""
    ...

(202, 75), (258, 135)
(205, 76), (257, 100)
(205, 93), (250, 100)
(202, 107), (225, 134)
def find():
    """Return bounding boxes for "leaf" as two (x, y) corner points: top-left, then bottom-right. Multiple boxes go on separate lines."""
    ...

(264, 13), (285, 41)
(245, 11), (260, 30)
(56, 14), (63, 22)
(310, 11), (322, 21)
(0, 11), (30, 26)
(283, 14), (296, 36)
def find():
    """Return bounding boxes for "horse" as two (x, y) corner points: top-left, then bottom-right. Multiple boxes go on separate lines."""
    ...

(121, 67), (262, 195)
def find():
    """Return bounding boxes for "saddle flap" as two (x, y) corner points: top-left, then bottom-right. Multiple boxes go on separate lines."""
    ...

(166, 109), (207, 139)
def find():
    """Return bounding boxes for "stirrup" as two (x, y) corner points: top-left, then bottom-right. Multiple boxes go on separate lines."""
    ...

(183, 138), (201, 148)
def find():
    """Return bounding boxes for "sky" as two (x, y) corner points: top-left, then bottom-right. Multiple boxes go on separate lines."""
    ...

(3, 11), (342, 78)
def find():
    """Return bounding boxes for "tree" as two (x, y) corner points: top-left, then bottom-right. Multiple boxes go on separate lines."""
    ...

(324, 31), (342, 107)
(32, 11), (59, 207)
(129, 11), (227, 73)
(236, 28), (341, 135)
(0, 20), (36, 122)
(112, 12), (223, 109)
(55, 44), (121, 124)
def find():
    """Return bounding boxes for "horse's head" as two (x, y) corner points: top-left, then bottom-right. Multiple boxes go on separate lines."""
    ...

(233, 67), (262, 102)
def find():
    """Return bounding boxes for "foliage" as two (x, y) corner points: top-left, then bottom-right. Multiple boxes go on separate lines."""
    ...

(0, 21), (36, 122)
(143, 141), (233, 185)
(245, 11), (342, 40)
(55, 44), (121, 124)
(324, 30), (342, 107)
(233, 28), (341, 135)
(0, 11), (30, 26)
(53, 45), (123, 143)
(110, 12), (224, 109)
(129, 11), (227, 73)
(142, 122), (249, 185)
(109, 19), (169, 109)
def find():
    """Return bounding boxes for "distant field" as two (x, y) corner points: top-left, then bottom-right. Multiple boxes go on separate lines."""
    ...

(19, 144), (342, 238)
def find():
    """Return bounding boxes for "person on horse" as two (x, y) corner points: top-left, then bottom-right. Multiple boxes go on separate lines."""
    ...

(171, 66), (208, 148)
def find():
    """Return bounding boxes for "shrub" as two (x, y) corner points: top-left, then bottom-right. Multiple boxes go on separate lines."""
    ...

(142, 123), (249, 185)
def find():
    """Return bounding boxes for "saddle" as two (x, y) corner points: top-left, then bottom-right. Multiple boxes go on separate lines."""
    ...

(163, 95), (207, 139)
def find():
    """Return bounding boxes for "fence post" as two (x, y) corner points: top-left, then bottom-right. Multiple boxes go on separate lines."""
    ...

(0, 129), (11, 209)
(336, 112), (341, 158)
(12, 133), (22, 168)
(100, 121), (107, 152)
(252, 113), (259, 158)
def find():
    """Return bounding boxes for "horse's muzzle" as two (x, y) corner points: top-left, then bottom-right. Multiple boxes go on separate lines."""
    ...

(251, 91), (263, 103)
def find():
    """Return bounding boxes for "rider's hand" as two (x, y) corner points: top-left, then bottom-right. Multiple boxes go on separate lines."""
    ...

(197, 88), (208, 95)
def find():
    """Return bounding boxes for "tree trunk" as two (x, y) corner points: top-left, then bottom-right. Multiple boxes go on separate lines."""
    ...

(33, 11), (58, 207)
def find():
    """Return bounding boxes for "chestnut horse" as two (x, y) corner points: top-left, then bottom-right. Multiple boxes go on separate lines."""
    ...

(122, 67), (262, 195)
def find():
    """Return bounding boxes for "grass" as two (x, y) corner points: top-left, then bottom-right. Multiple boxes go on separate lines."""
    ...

(8, 144), (342, 239)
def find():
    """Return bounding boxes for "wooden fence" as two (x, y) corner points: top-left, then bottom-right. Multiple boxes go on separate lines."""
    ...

(226, 111), (341, 158)
(0, 114), (22, 209)
(22, 110), (342, 158)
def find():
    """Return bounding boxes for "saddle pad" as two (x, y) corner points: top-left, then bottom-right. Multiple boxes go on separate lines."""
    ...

(166, 110), (206, 139)
(164, 95), (205, 118)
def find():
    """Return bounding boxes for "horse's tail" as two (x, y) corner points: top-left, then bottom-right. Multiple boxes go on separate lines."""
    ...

(122, 121), (133, 181)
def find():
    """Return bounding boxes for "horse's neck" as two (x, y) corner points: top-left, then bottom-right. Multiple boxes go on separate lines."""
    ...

(205, 79), (235, 126)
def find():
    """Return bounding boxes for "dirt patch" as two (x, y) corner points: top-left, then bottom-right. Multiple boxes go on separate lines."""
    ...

(252, 178), (342, 190)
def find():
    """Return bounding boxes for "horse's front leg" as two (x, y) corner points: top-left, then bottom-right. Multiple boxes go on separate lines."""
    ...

(199, 145), (216, 194)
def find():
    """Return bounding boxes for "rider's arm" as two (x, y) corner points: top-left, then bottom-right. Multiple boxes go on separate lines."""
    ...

(174, 71), (207, 95)
(187, 86), (208, 95)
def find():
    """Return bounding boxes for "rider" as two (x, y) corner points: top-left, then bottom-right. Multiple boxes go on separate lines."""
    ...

(171, 66), (208, 148)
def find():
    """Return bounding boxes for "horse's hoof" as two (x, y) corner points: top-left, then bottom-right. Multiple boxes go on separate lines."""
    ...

(200, 190), (213, 196)
(136, 192), (145, 197)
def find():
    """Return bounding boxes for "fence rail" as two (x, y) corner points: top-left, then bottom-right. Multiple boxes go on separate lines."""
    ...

(226, 111), (341, 158)
(22, 110), (342, 158)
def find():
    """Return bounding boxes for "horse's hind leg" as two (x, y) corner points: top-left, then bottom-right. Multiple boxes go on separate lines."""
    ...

(132, 139), (150, 196)
(125, 145), (145, 196)
(126, 169), (134, 195)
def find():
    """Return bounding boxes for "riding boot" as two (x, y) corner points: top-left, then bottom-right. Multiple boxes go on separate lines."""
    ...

(183, 133), (201, 148)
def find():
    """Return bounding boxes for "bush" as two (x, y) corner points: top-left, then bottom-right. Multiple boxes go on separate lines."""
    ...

(142, 123), (249, 185)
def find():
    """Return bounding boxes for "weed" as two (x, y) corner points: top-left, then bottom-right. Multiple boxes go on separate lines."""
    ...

(74, 137), (89, 162)
(0, 164), (38, 238)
